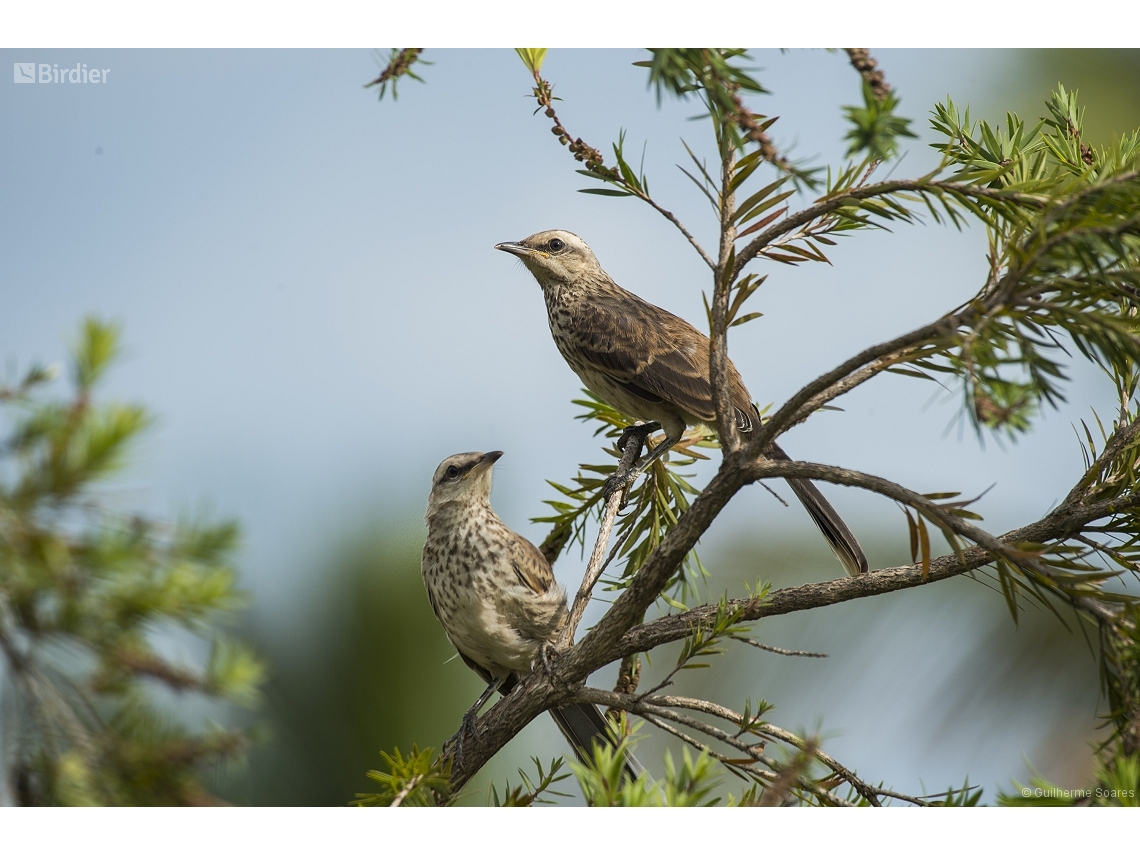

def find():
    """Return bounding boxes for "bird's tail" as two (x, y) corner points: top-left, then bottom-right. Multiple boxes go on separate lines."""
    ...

(769, 441), (868, 576)
(548, 703), (646, 781)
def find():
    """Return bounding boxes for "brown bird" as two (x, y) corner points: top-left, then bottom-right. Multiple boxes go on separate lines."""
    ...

(422, 450), (643, 774)
(495, 229), (868, 577)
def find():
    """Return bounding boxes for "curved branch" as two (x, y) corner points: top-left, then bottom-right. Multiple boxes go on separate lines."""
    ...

(731, 178), (1052, 278)
(577, 687), (893, 806)
(612, 490), (1137, 666)
(640, 694), (913, 805)
(746, 309), (970, 456)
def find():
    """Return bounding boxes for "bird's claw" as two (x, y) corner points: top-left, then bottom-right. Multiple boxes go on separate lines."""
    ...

(605, 422), (658, 505)
(449, 710), (479, 771)
(618, 421), (660, 454)
(602, 469), (640, 507)
(539, 642), (561, 682)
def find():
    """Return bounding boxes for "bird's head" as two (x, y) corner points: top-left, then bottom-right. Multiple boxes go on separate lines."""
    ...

(494, 230), (602, 288)
(426, 450), (503, 515)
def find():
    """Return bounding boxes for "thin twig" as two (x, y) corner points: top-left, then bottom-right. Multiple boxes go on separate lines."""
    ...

(732, 636), (828, 658)
(640, 694), (882, 805)
(624, 690), (944, 806)
(562, 493), (622, 646)
(609, 698), (855, 806)
(843, 49), (891, 101)
(527, 67), (716, 270)
(389, 773), (424, 808)
(561, 430), (647, 645)
(365, 49), (425, 100)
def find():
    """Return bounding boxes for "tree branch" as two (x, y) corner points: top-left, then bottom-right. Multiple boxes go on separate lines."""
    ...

(711, 136), (741, 451)
(577, 687), (879, 805)
(731, 177), (1053, 278)
(745, 309), (970, 457)
(561, 428), (647, 644)
(611, 490), (1137, 666)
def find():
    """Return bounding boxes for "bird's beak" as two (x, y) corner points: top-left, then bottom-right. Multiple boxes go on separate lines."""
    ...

(468, 450), (504, 476)
(496, 242), (550, 259)
(494, 242), (532, 258)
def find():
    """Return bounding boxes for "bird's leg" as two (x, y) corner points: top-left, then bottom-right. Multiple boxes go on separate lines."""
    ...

(448, 676), (504, 769)
(604, 427), (679, 503)
(603, 422), (663, 502)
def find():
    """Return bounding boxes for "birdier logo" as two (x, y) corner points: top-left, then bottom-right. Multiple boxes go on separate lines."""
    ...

(13, 62), (111, 84)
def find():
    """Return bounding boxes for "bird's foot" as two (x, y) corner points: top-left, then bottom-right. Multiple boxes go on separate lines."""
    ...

(538, 642), (561, 683)
(446, 677), (502, 771)
(448, 709), (479, 771)
(602, 469), (638, 505)
(604, 422), (659, 504)
(618, 421), (660, 453)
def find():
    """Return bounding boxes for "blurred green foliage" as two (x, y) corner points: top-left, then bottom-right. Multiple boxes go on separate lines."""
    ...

(213, 527), (489, 805)
(0, 319), (263, 805)
(1001, 752), (1139, 806)
(1012, 50), (1140, 146)
(571, 730), (721, 807)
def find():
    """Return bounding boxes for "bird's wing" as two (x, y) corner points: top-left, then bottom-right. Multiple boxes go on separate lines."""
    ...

(573, 290), (754, 429)
(504, 533), (568, 643)
(507, 533), (557, 596)
(458, 650), (495, 685)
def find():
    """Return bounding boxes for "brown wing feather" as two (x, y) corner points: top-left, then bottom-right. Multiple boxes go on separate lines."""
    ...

(506, 533), (556, 596)
(503, 531), (568, 643)
(573, 288), (755, 430)
(458, 650), (495, 685)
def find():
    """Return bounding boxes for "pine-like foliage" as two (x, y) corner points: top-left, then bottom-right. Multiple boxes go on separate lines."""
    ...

(0, 319), (264, 805)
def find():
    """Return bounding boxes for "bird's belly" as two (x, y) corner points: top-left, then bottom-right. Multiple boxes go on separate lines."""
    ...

(596, 377), (659, 422)
(569, 360), (695, 441)
(423, 569), (539, 677)
(560, 356), (667, 425)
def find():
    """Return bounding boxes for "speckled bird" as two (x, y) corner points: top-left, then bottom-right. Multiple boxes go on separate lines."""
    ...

(421, 450), (643, 773)
(495, 229), (868, 577)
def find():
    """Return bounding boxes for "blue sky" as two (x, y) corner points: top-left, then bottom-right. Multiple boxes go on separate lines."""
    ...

(1, 48), (1109, 587)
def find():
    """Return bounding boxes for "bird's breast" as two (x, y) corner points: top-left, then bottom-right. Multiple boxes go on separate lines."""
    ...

(421, 513), (557, 676)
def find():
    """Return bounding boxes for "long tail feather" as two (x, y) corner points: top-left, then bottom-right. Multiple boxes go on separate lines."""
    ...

(770, 442), (868, 576)
(548, 703), (645, 780)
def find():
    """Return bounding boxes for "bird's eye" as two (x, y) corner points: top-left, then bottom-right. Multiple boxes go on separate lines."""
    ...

(548, 238), (565, 252)
(445, 465), (460, 479)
